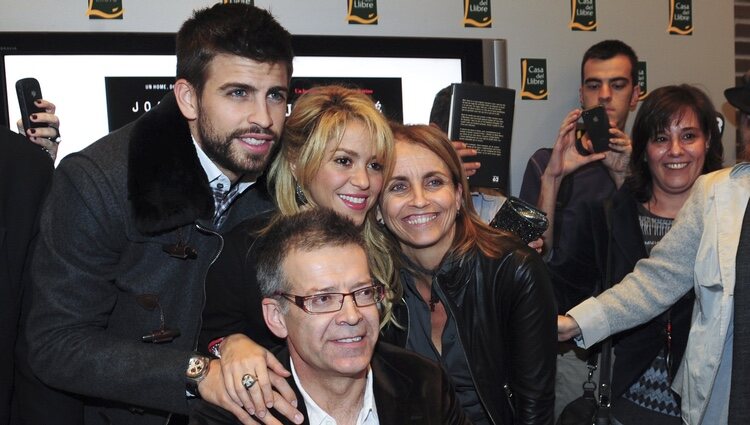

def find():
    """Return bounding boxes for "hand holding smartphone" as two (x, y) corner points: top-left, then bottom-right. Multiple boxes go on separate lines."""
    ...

(581, 106), (611, 153)
(15, 77), (47, 136)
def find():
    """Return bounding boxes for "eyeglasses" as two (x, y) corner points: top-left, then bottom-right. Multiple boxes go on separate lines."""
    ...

(275, 284), (385, 314)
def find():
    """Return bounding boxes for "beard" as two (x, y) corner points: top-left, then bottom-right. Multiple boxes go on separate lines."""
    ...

(196, 105), (278, 180)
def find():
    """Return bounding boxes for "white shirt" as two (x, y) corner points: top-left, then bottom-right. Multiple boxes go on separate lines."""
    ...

(290, 358), (379, 425)
(192, 138), (253, 194)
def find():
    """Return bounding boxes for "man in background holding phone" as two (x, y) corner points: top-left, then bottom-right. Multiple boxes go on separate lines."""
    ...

(518, 39), (639, 418)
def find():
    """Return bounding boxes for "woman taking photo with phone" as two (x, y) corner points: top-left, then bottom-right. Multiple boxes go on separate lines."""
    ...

(379, 123), (557, 425)
(556, 84), (723, 424)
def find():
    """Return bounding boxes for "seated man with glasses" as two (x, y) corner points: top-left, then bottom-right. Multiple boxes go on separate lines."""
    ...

(190, 208), (469, 425)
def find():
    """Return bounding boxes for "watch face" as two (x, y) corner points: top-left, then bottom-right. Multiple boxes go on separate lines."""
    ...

(187, 356), (208, 379)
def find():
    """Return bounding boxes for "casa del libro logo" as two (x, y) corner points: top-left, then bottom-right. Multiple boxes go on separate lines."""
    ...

(637, 61), (648, 100)
(521, 59), (548, 100)
(569, 0), (596, 31)
(347, 0), (378, 25)
(463, 0), (492, 28)
(86, 0), (123, 19)
(668, 0), (692, 35)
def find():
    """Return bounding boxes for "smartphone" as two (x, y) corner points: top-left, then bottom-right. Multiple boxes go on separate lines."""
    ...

(581, 106), (611, 153)
(15, 77), (46, 135)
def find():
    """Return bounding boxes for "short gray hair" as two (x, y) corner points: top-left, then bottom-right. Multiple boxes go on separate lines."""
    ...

(256, 209), (369, 307)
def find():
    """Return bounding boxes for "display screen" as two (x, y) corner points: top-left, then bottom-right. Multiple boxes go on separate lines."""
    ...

(1, 34), (484, 164)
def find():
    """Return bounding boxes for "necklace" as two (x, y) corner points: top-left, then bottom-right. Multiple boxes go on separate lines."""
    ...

(416, 273), (441, 312)
(428, 290), (440, 312)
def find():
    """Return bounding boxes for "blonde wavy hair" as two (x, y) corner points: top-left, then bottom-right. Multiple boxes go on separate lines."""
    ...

(265, 85), (400, 326)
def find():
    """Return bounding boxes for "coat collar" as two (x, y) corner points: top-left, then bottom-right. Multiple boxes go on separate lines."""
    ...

(275, 343), (417, 425)
(127, 92), (214, 235)
(434, 251), (475, 296)
(396, 250), (475, 306)
(370, 343), (417, 425)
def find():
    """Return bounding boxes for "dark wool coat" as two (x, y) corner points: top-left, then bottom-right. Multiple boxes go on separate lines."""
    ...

(25, 93), (274, 425)
(0, 128), (53, 424)
(199, 211), (282, 356)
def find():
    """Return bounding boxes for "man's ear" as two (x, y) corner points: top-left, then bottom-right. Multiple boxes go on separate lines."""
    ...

(629, 84), (641, 110)
(579, 86), (584, 109)
(174, 79), (198, 121)
(262, 298), (288, 339)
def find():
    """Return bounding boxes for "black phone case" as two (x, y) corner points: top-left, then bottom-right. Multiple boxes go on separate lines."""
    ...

(15, 78), (46, 133)
(581, 106), (611, 153)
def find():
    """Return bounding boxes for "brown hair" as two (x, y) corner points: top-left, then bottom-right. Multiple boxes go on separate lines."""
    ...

(627, 84), (724, 202)
(385, 124), (513, 262)
(176, 3), (293, 94)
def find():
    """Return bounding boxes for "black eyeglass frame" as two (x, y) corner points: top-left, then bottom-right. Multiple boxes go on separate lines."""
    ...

(275, 284), (385, 315)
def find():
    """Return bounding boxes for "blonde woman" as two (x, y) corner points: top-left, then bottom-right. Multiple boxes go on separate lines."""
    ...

(199, 85), (397, 420)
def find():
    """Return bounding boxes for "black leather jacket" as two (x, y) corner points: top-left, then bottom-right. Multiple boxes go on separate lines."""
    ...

(382, 242), (557, 425)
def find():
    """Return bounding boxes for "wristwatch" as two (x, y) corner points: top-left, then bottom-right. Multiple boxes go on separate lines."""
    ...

(185, 353), (211, 397)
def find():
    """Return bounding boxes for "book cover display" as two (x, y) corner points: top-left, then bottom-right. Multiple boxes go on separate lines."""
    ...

(447, 83), (515, 192)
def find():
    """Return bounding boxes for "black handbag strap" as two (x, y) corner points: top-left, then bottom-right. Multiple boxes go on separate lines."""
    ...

(595, 199), (615, 423)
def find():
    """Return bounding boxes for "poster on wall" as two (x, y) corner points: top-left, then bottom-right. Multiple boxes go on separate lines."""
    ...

(86, 0), (124, 19)
(569, 0), (597, 31)
(290, 77), (403, 122)
(463, 0), (492, 28)
(347, 0), (378, 25)
(637, 62), (648, 100)
(520, 59), (548, 100)
(104, 77), (175, 132)
(668, 0), (692, 35)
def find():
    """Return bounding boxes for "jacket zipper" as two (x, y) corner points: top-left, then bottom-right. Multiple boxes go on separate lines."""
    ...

(192, 222), (225, 350)
(401, 296), (411, 345)
(166, 223), (223, 425)
(431, 276), (503, 425)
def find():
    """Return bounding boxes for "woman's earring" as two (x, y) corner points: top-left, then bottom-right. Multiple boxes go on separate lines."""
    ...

(295, 182), (308, 205)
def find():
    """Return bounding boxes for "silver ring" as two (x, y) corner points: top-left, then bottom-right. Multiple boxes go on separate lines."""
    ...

(47, 126), (61, 144)
(241, 373), (257, 390)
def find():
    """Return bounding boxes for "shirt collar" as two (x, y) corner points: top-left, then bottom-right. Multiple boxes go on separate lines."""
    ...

(290, 357), (378, 425)
(192, 136), (253, 194)
(731, 161), (750, 177)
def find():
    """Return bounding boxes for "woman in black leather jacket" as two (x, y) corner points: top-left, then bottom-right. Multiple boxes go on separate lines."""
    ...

(379, 124), (557, 425)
